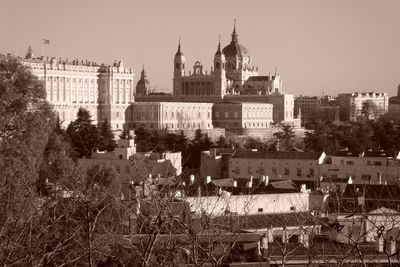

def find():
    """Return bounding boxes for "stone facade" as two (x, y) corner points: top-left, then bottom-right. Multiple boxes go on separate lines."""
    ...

(212, 102), (273, 134)
(172, 24), (282, 98)
(21, 47), (135, 130)
(126, 102), (213, 131)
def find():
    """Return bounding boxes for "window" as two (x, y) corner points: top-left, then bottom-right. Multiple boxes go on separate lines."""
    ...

(234, 112), (238, 118)
(361, 175), (371, 182)
(216, 112), (220, 118)
(272, 167), (277, 175)
(309, 168), (315, 176)
(225, 112), (229, 118)
(346, 161), (354, 166)
(247, 166), (252, 174)
(258, 208), (263, 213)
(297, 168), (302, 177)
(374, 161), (382, 166)
(284, 168), (290, 175)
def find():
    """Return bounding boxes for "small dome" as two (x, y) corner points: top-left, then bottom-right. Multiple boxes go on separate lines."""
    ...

(136, 66), (150, 94)
(136, 78), (150, 87)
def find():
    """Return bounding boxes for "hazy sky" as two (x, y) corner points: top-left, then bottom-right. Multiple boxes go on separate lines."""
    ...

(1, 0), (399, 96)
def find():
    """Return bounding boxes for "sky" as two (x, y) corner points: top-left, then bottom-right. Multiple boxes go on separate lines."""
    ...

(1, 0), (399, 97)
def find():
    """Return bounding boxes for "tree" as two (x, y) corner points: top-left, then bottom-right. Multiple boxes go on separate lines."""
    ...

(135, 127), (152, 152)
(216, 135), (228, 148)
(66, 108), (99, 159)
(119, 127), (132, 140)
(273, 124), (296, 151)
(0, 54), (56, 266)
(361, 100), (379, 120)
(98, 119), (116, 152)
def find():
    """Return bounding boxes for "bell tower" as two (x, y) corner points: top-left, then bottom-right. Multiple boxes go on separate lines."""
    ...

(173, 38), (185, 95)
(213, 39), (226, 97)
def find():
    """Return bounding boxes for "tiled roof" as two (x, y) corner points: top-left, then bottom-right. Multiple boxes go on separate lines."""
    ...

(270, 180), (297, 190)
(332, 150), (361, 157)
(246, 76), (272, 82)
(231, 151), (323, 160)
(212, 212), (318, 230)
(364, 150), (398, 158)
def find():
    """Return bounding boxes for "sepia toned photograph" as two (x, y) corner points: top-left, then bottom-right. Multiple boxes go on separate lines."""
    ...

(1, 0), (400, 266)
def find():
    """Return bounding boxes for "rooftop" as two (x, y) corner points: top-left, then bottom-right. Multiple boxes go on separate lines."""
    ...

(231, 151), (324, 160)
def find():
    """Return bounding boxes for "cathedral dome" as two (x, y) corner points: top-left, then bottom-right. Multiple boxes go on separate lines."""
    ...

(222, 42), (249, 58)
(222, 24), (249, 58)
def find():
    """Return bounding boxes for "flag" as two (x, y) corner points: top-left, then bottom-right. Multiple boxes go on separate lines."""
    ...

(43, 39), (50, 45)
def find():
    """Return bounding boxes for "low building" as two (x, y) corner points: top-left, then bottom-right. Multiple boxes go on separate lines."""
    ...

(78, 138), (182, 197)
(200, 148), (237, 180)
(185, 192), (325, 216)
(320, 150), (400, 186)
(228, 151), (326, 185)
(329, 207), (400, 244)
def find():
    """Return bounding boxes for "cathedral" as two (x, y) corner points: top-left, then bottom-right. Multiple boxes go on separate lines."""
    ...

(172, 23), (283, 98)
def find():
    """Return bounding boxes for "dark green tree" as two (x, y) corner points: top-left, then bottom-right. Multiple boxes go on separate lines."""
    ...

(0, 54), (56, 266)
(361, 100), (379, 120)
(273, 124), (296, 150)
(216, 135), (228, 148)
(119, 127), (132, 140)
(135, 127), (152, 152)
(98, 119), (116, 152)
(66, 108), (100, 159)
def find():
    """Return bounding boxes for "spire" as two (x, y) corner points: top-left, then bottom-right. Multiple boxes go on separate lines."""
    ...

(215, 35), (222, 55)
(25, 46), (33, 59)
(231, 19), (238, 43)
(141, 64), (146, 79)
(175, 36), (183, 56)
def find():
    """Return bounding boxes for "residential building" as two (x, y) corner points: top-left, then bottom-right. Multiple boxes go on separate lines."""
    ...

(186, 192), (325, 215)
(200, 148), (236, 180)
(336, 92), (388, 121)
(317, 104), (340, 122)
(228, 151), (326, 184)
(389, 84), (400, 114)
(21, 47), (135, 130)
(78, 138), (182, 197)
(294, 96), (320, 123)
(320, 150), (400, 186)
